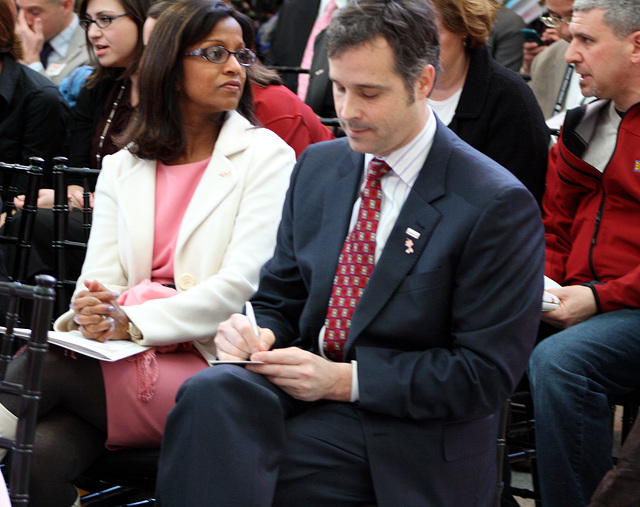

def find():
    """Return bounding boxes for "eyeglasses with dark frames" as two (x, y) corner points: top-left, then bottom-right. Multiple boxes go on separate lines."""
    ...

(183, 46), (257, 67)
(540, 13), (573, 28)
(79, 14), (128, 31)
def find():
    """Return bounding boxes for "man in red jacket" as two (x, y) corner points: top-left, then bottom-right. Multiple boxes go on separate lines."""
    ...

(529, 0), (640, 505)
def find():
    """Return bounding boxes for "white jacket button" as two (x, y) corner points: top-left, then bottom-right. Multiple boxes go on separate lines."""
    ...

(178, 273), (196, 290)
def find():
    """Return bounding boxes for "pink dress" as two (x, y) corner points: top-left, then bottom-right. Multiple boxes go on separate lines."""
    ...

(101, 157), (211, 449)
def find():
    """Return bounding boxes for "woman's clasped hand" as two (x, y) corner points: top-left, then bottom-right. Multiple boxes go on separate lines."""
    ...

(71, 279), (130, 341)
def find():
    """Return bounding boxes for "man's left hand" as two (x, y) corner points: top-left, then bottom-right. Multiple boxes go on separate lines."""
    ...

(248, 347), (352, 402)
(541, 284), (598, 329)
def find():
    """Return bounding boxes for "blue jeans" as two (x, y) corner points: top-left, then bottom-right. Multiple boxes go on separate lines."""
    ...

(529, 309), (640, 506)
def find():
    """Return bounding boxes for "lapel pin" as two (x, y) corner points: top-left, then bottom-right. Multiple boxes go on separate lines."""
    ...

(405, 227), (420, 239)
(404, 238), (414, 254)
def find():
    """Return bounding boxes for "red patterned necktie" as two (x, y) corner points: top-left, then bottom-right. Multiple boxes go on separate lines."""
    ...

(323, 158), (391, 361)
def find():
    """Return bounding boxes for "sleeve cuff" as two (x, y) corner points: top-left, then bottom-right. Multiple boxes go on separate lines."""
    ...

(581, 282), (603, 313)
(350, 360), (359, 402)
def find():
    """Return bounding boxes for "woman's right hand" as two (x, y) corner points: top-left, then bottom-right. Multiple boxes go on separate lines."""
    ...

(71, 280), (129, 342)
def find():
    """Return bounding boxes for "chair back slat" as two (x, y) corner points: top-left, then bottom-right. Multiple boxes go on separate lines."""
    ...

(0, 275), (55, 505)
(52, 158), (100, 317)
(0, 158), (45, 283)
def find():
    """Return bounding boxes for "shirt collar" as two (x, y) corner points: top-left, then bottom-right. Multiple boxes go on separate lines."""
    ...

(49, 14), (78, 56)
(319, 0), (347, 12)
(364, 105), (437, 188)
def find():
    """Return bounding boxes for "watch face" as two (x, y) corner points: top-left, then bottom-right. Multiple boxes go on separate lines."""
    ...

(128, 322), (142, 340)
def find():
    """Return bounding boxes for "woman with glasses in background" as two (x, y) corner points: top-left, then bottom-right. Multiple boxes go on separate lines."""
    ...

(8, 0), (153, 297)
(0, 1), (295, 505)
(71, 0), (151, 171)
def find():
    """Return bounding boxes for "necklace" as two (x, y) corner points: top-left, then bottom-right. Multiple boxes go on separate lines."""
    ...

(95, 82), (127, 168)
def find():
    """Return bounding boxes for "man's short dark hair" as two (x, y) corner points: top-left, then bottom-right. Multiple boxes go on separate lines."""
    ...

(326, 0), (441, 97)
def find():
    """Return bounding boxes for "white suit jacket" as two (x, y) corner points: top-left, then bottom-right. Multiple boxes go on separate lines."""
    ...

(55, 111), (296, 362)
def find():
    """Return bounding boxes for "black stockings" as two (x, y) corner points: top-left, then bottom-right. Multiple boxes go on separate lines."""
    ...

(2, 346), (107, 506)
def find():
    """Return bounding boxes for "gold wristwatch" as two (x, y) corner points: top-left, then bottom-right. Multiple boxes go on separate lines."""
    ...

(128, 322), (143, 341)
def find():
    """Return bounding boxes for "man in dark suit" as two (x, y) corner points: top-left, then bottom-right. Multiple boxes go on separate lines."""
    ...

(264, 0), (321, 93)
(156, 0), (545, 505)
(305, 28), (335, 118)
(264, 0), (341, 117)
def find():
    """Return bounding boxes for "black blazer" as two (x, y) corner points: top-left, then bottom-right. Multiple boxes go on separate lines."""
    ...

(251, 121), (545, 505)
(0, 56), (70, 186)
(448, 45), (549, 204)
(265, 0), (336, 118)
(305, 29), (335, 118)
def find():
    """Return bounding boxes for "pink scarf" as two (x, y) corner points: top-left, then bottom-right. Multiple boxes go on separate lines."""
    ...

(118, 280), (195, 401)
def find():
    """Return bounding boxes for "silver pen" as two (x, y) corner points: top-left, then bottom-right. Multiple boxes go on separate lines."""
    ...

(245, 301), (259, 338)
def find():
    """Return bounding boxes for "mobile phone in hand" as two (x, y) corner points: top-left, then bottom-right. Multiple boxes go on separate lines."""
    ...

(520, 28), (544, 45)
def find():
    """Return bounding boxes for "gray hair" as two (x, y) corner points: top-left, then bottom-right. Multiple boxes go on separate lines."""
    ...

(573, 0), (640, 39)
(326, 0), (441, 99)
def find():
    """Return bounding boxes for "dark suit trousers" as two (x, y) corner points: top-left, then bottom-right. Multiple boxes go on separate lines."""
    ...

(156, 365), (376, 506)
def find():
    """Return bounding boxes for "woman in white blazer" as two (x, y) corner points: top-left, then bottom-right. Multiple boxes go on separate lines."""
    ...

(0, 2), (295, 506)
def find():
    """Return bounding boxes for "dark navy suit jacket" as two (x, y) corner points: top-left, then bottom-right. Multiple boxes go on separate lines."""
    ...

(251, 120), (545, 505)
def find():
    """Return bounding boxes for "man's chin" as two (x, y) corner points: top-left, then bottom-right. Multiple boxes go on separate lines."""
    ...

(345, 136), (372, 154)
(578, 79), (599, 100)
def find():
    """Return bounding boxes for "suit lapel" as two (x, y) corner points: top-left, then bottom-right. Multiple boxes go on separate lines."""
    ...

(115, 153), (238, 280)
(175, 156), (237, 251)
(177, 112), (249, 250)
(345, 122), (452, 350)
(67, 26), (88, 62)
(314, 147), (364, 299)
(116, 158), (156, 279)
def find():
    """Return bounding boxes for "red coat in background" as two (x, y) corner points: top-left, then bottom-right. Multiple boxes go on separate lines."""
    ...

(252, 83), (334, 158)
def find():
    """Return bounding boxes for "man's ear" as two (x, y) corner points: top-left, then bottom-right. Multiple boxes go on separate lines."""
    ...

(62, 0), (75, 13)
(415, 64), (436, 101)
(630, 30), (640, 65)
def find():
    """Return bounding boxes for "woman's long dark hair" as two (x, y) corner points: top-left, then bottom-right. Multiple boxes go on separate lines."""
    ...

(78, 0), (152, 87)
(0, 0), (22, 59)
(121, 0), (256, 162)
